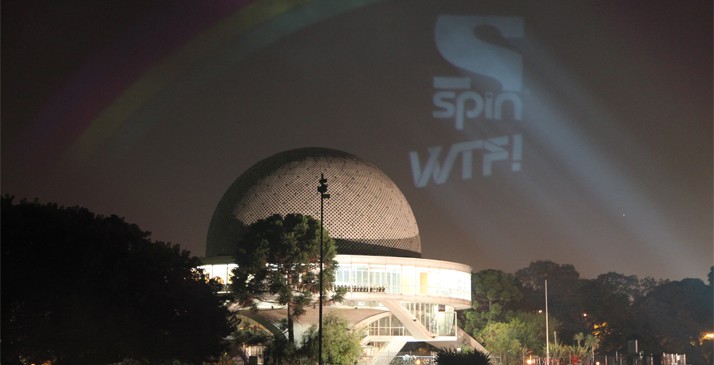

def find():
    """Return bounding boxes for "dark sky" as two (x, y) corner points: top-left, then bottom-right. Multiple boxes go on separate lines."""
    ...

(2, 0), (712, 280)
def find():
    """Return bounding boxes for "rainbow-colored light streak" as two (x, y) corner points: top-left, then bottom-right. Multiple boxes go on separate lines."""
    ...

(19, 0), (381, 169)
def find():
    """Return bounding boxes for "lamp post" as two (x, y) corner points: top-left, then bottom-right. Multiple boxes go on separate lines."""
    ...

(545, 279), (550, 365)
(317, 174), (330, 365)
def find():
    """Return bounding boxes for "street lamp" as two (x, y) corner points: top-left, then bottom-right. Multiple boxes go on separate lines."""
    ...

(317, 174), (330, 365)
(545, 279), (550, 365)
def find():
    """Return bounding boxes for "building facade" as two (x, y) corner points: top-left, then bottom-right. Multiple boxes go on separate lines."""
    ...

(199, 148), (484, 364)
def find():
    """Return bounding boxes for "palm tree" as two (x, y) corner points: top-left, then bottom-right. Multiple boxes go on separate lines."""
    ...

(573, 333), (588, 364)
(584, 334), (599, 364)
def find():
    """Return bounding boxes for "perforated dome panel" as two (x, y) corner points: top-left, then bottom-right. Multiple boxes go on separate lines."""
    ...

(206, 148), (421, 258)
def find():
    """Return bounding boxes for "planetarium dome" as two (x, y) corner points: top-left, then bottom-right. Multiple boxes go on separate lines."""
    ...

(206, 147), (421, 258)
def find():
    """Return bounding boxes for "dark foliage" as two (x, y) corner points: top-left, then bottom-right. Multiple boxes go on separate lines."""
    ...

(465, 260), (713, 364)
(515, 261), (587, 340)
(435, 348), (491, 365)
(1, 196), (234, 365)
(633, 278), (713, 365)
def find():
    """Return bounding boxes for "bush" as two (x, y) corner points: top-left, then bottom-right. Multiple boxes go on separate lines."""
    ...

(435, 348), (491, 365)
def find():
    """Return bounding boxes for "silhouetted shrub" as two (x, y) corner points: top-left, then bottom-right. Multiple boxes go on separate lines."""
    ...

(435, 348), (491, 365)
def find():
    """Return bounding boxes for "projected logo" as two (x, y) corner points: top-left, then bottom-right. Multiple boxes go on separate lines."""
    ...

(410, 15), (525, 188)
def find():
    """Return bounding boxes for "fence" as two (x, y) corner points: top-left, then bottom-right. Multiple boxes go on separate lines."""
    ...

(522, 353), (687, 365)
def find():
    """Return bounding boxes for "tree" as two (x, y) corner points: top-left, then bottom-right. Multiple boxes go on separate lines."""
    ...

(464, 269), (524, 332)
(228, 317), (272, 364)
(515, 260), (580, 292)
(579, 273), (638, 352)
(584, 333), (599, 363)
(515, 261), (587, 342)
(476, 313), (548, 365)
(1, 196), (233, 365)
(633, 278), (713, 365)
(549, 342), (574, 365)
(465, 262), (713, 365)
(639, 276), (670, 296)
(477, 321), (524, 365)
(230, 213), (339, 345)
(300, 313), (362, 364)
(509, 312), (547, 354)
(473, 269), (524, 311)
(572, 332), (598, 364)
(591, 272), (642, 303)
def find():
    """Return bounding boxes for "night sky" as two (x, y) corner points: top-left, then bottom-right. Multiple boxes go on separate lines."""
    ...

(2, 0), (712, 280)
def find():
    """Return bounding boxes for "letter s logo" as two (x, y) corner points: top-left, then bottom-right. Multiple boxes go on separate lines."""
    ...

(435, 16), (523, 92)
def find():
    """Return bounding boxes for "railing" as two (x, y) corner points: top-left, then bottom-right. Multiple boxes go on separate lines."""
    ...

(335, 284), (387, 293)
(356, 351), (435, 365)
(592, 354), (686, 365)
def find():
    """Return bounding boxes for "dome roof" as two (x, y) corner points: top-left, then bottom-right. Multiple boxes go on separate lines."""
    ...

(206, 147), (421, 258)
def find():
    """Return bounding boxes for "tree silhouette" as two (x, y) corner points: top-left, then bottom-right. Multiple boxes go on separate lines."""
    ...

(633, 278), (713, 364)
(465, 261), (712, 364)
(1, 196), (233, 365)
(516, 260), (586, 341)
(435, 347), (490, 365)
